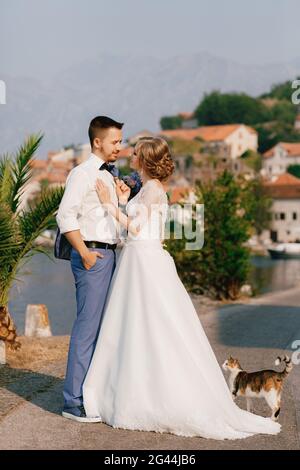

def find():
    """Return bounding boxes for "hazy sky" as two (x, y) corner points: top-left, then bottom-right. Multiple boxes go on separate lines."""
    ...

(1, 0), (299, 80)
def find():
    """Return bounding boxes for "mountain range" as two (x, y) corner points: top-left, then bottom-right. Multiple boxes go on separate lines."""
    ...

(1, 52), (299, 156)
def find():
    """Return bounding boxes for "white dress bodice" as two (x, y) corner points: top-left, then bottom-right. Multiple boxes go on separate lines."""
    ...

(126, 179), (169, 242)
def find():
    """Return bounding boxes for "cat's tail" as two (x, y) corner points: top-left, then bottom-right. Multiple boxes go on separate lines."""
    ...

(275, 355), (293, 377)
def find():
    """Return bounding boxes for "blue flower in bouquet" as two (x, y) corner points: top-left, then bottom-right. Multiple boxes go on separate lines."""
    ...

(121, 171), (142, 201)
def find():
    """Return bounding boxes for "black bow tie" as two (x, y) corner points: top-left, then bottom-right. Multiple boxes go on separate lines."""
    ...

(99, 162), (114, 172)
(99, 162), (110, 171)
(99, 162), (119, 177)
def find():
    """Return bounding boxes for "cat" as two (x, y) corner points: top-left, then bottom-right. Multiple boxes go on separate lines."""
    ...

(222, 355), (292, 421)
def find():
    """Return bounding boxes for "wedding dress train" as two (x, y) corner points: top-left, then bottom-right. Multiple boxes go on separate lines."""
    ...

(83, 180), (280, 439)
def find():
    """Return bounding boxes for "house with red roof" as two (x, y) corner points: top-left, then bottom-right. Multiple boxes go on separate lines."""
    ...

(160, 123), (258, 160)
(262, 172), (300, 242)
(262, 142), (300, 180)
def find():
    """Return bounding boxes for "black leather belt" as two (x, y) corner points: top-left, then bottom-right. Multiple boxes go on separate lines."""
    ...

(84, 241), (117, 250)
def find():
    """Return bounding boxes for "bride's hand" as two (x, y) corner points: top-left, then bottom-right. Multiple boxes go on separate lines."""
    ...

(96, 179), (111, 204)
(115, 178), (131, 204)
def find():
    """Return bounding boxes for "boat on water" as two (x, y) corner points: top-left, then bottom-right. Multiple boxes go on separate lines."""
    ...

(268, 243), (300, 259)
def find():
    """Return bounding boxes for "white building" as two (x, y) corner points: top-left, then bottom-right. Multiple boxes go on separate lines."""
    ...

(262, 173), (300, 243)
(262, 142), (300, 180)
(50, 148), (75, 163)
(178, 112), (198, 129)
(160, 124), (258, 160)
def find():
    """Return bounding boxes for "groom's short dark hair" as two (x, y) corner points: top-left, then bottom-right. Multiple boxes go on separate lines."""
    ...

(89, 116), (124, 147)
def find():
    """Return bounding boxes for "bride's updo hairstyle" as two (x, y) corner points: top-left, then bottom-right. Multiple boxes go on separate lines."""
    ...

(135, 137), (175, 182)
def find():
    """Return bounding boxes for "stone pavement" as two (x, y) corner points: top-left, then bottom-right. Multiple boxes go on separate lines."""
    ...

(0, 286), (300, 450)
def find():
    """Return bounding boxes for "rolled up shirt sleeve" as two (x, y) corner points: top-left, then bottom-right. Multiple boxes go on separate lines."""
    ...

(56, 167), (89, 234)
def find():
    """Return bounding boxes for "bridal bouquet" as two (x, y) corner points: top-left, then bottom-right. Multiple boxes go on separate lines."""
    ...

(120, 171), (142, 201)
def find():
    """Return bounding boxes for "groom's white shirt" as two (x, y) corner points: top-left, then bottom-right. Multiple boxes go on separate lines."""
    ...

(56, 153), (120, 244)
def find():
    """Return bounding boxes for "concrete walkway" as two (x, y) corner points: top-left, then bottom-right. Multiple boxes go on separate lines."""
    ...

(0, 286), (300, 450)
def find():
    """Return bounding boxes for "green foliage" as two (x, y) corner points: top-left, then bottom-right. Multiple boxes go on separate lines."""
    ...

(255, 121), (300, 154)
(192, 83), (300, 153)
(5, 135), (43, 213)
(194, 91), (271, 126)
(117, 164), (132, 177)
(166, 171), (255, 300)
(287, 164), (300, 179)
(240, 150), (262, 173)
(270, 100), (297, 125)
(160, 115), (183, 130)
(0, 135), (64, 308)
(260, 78), (300, 101)
(240, 177), (272, 236)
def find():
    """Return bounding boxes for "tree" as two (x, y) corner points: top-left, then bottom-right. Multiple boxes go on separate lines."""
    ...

(166, 171), (254, 300)
(160, 115), (183, 130)
(287, 164), (300, 179)
(255, 120), (300, 153)
(240, 150), (262, 173)
(0, 135), (64, 350)
(260, 78), (300, 101)
(194, 91), (271, 126)
(271, 100), (297, 125)
(239, 176), (272, 236)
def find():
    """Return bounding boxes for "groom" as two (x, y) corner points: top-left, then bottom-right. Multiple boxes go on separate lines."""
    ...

(56, 116), (130, 422)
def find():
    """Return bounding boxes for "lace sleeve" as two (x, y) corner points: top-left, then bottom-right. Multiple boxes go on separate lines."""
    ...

(128, 180), (165, 235)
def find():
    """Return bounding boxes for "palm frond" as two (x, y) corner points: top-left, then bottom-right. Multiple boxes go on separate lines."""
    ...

(9, 134), (43, 212)
(0, 204), (20, 258)
(0, 204), (20, 305)
(1, 186), (64, 306)
(0, 156), (13, 204)
(0, 153), (10, 179)
(0, 134), (64, 348)
(18, 186), (64, 253)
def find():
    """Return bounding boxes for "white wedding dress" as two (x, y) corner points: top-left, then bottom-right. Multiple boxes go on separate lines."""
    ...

(83, 179), (280, 440)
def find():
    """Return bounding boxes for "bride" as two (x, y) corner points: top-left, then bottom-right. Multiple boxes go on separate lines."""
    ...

(83, 137), (280, 440)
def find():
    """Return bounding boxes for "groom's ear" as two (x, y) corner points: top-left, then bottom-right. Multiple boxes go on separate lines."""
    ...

(93, 136), (102, 150)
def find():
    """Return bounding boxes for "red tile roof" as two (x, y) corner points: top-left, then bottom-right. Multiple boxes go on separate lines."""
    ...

(160, 124), (256, 142)
(35, 171), (67, 184)
(29, 159), (48, 169)
(264, 173), (300, 186)
(51, 161), (73, 170)
(263, 172), (300, 198)
(263, 142), (300, 158)
(46, 174), (66, 184)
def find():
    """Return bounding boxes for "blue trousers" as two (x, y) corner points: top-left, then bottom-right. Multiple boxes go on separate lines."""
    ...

(63, 247), (116, 409)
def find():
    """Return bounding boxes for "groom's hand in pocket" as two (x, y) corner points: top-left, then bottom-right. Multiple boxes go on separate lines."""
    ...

(81, 250), (104, 270)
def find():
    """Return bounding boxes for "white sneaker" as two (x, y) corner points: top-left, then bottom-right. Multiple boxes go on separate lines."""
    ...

(62, 405), (102, 423)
